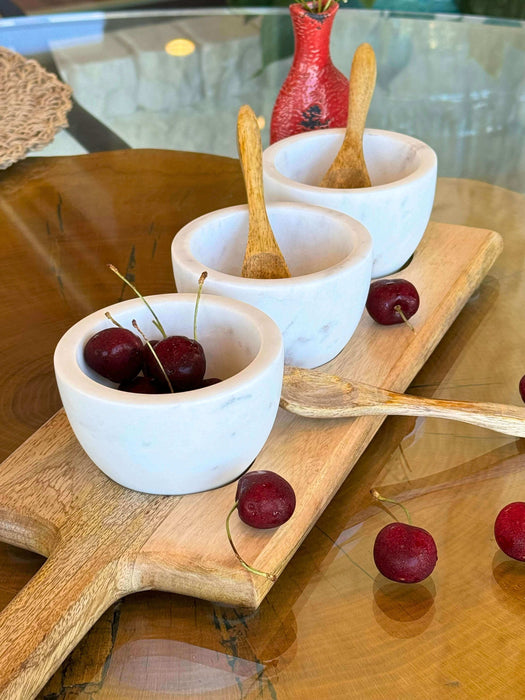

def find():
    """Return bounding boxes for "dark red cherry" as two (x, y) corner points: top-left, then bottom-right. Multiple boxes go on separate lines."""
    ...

(84, 327), (143, 383)
(373, 522), (437, 583)
(226, 470), (296, 580)
(144, 335), (206, 391)
(236, 470), (296, 529)
(141, 339), (158, 378)
(118, 375), (164, 394)
(366, 278), (420, 325)
(519, 376), (525, 403)
(494, 502), (525, 561)
(201, 377), (222, 387)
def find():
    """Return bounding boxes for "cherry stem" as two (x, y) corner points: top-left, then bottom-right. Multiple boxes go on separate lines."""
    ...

(295, 0), (336, 11)
(108, 264), (167, 339)
(105, 311), (123, 329)
(193, 271), (207, 343)
(370, 488), (412, 525)
(394, 305), (415, 333)
(296, 0), (338, 14)
(132, 319), (175, 394)
(225, 502), (277, 582)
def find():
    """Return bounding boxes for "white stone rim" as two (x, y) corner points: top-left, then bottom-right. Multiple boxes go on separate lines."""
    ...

(263, 128), (438, 194)
(172, 201), (373, 289)
(54, 293), (284, 405)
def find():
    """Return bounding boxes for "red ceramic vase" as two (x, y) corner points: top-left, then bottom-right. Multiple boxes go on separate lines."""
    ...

(270, 1), (349, 144)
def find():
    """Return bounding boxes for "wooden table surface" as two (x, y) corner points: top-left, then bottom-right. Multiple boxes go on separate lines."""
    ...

(1, 150), (525, 698)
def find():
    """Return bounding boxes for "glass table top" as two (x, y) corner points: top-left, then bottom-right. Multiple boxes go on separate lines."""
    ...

(1, 7), (524, 192)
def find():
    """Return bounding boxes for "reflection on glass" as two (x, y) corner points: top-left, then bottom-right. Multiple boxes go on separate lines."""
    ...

(1, 10), (523, 190)
(165, 38), (196, 57)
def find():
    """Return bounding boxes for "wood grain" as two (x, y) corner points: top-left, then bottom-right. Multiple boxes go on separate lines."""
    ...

(0, 153), (518, 699)
(34, 178), (525, 699)
(0, 150), (246, 463)
(0, 149), (247, 698)
(0, 185), (501, 696)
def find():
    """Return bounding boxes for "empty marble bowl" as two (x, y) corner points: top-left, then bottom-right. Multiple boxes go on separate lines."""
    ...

(263, 128), (437, 278)
(171, 201), (373, 368)
(54, 293), (284, 495)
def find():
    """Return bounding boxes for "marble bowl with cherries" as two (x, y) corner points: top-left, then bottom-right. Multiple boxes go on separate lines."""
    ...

(54, 293), (284, 495)
(263, 128), (437, 278)
(171, 201), (373, 369)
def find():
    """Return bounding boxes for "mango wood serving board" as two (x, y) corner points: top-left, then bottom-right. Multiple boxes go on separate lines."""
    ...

(0, 221), (502, 699)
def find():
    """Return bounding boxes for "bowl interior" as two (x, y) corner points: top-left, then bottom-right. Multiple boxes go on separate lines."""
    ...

(72, 296), (264, 391)
(272, 130), (423, 188)
(188, 206), (357, 278)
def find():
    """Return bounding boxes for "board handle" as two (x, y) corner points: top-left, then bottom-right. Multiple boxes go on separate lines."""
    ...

(0, 542), (123, 699)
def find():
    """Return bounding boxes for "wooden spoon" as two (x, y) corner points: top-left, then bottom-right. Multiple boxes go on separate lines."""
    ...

(280, 366), (525, 438)
(237, 105), (290, 279)
(319, 42), (377, 189)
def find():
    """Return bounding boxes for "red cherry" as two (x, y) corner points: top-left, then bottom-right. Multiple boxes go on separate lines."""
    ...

(84, 327), (143, 383)
(144, 335), (206, 391)
(373, 522), (437, 583)
(141, 339), (158, 379)
(118, 376), (165, 394)
(200, 377), (222, 387)
(226, 471), (296, 580)
(494, 502), (525, 561)
(235, 470), (296, 529)
(519, 376), (525, 403)
(366, 278), (420, 326)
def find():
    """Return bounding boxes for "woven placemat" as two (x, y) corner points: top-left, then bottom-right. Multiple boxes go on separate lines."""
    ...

(0, 47), (72, 170)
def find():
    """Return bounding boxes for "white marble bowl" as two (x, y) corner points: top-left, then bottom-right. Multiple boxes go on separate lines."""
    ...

(263, 128), (437, 278)
(54, 293), (284, 495)
(171, 201), (373, 368)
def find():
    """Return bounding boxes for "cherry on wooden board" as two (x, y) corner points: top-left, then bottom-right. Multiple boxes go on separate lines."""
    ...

(366, 278), (420, 327)
(226, 470), (296, 580)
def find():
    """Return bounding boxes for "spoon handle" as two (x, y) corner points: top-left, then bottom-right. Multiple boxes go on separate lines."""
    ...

(280, 369), (525, 438)
(320, 43), (377, 189)
(365, 390), (525, 438)
(237, 105), (270, 239)
(344, 43), (377, 159)
(237, 105), (290, 279)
